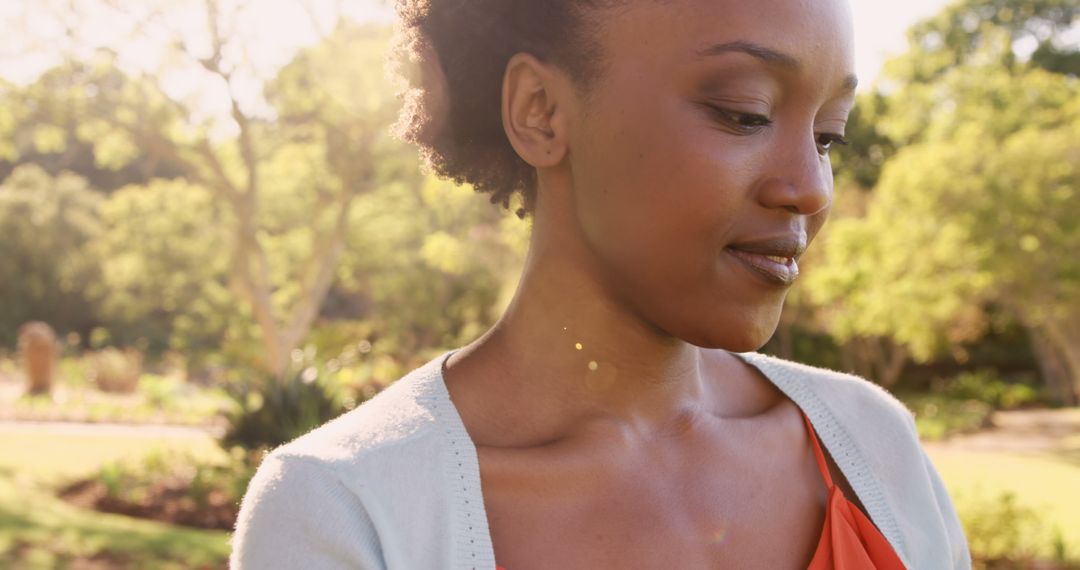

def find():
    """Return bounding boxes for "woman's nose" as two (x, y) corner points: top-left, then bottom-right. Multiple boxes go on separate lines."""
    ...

(755, 134), (832, 216)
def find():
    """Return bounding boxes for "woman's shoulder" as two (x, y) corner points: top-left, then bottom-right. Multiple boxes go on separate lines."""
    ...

(735, 350), (917, 439)
(272, 350), (457, 467)
(232, 351), (460, 569)
(736, 351), (971, 569)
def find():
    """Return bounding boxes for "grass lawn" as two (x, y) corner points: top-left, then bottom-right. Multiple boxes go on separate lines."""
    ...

(0, 424), (225, 484)
(0, 425), (231, 568)
(2, 417), (1078, 567)
(927, 447), (1080, 560)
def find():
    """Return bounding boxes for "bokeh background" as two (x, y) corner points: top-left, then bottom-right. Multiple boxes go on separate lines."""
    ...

(0, 0), (1077, 568)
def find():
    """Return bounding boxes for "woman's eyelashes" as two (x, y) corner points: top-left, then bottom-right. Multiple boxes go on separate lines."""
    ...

(702, 103), (849, 156)
(703, 105), (773, 134)
(816, 133), (849, 156)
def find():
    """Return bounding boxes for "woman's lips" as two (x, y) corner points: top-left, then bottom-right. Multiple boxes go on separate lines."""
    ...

(725, 247), (801, 286)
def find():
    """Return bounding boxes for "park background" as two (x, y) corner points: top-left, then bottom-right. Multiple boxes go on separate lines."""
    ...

(0, 0), (1077, 568)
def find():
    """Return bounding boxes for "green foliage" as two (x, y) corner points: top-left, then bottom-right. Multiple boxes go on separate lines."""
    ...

(94, 178), (239, 358)
(906, 394), (993, 440)
(884, 0), (1077, 85)
(830, 92), (897, 190)
(0, 18), (521, 379)
(0, 429), (229, 569)
(903, 370), (1043, 439)
(338, 176), (521, 356)
(11, 356), (231, 425)
(0, 55), (193, 191)
(944, 370), (1043, 409)
(0, 165), (104, 347)
(137, 374), (183, 410)
(806, 189), (992, 361)
(83, 447), (256, 529)
(963, 491), (1039, 562)
(222, 359), (351, 451)
(0, 469), (229, 569)
(809, 5), (1080, 374)
(955, 490), (1077, 567)
(855, 68), (1080, 353)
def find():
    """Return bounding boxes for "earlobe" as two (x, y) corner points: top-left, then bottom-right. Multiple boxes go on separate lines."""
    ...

(501, 52), (569, 168)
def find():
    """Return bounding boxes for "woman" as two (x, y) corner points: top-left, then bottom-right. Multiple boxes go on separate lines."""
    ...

(232, 0), (970, 568)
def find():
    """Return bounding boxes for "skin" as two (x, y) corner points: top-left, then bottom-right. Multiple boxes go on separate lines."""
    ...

(442, 0), (860, 567)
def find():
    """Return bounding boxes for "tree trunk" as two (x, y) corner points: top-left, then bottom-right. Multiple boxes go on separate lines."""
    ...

(878, 342), (909, 389)
(1027, 326), (1072, 406)
(773, 321), (795, 360)
(278, 198), (355, 373)
(1038, 316), (1080, 407)
(840, 337), (909, 388)
(229, 193), (288, 378)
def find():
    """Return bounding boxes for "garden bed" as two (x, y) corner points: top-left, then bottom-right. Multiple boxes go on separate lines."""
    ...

(59, 476), (237, 531)
(55, 448), (256, 532)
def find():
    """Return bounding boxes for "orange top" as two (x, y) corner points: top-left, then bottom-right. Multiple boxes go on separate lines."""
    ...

(801, 412), (907, 569)
(496, 411), (906, 570)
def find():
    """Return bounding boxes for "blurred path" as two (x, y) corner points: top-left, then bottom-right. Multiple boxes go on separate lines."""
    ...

(923, 408), (1080, 455)
(0, 420), (226, 482)
(0, 420), (221, 438)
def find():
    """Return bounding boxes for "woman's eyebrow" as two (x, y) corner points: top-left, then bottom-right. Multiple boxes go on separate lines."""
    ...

(696, 40), (801, 68)
(696, 40), (858, 93)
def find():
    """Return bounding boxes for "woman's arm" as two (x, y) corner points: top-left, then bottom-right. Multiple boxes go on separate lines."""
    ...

(918, 447), (973, 569)
(231, 452), (386, 569)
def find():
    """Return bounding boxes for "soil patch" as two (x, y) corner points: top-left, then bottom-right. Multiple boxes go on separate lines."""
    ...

(59, 476), (236, 531)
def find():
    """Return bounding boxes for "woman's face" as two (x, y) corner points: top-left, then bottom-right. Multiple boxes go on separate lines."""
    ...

(563, 0), (856, 351)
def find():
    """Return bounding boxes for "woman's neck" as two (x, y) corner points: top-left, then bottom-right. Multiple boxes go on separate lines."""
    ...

(444, 215), (761, 447)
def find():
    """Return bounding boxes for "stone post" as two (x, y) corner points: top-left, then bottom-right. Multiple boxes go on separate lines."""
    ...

(18, 321), (58, 396)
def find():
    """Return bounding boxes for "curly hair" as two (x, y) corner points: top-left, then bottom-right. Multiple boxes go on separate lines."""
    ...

(392, 0), (615, 218)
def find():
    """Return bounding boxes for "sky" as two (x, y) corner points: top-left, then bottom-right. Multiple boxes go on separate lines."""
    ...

(0, 0), (955, 114)
(848, 0), (956, 87)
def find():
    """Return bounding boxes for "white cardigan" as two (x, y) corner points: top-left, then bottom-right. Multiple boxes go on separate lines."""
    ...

(231, 350), (971, 569)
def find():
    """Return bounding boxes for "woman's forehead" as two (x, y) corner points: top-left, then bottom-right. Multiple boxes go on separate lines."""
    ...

(592, 0), (856, 80)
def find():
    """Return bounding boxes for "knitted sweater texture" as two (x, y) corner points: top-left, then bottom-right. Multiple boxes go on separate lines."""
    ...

(231, 350), (971, 569)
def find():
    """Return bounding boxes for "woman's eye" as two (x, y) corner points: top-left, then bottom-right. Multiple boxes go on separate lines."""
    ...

(706, 106), (773, 134)
(816, 133), (849, 156)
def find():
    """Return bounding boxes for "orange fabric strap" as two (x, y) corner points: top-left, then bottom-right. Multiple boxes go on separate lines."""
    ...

(801, 411), (836, 488)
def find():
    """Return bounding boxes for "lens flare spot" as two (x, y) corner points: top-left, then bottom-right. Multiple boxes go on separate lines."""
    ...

(709, 526), (729, 544)
(584, 361), (617, 391)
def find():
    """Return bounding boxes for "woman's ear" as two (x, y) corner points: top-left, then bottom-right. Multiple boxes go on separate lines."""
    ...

(501, 52), (571, 168)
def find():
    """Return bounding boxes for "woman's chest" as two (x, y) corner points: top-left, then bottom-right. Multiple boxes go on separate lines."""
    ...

(480, 432), (830, 569)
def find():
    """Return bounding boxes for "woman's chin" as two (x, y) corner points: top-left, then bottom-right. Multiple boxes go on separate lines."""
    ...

(697, 334), (773, 354)
(677, 311), (782, 354)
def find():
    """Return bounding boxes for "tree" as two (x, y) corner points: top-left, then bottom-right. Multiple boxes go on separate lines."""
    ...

(94, 178), (240, 361)
(0, 64), (192, 192)
(884, 0), (1077, 85)
(807, 0), (1080, 401)
(0, 165), (104, 347)
(336, 176), (525, 362)
(3, 0), (407, 377)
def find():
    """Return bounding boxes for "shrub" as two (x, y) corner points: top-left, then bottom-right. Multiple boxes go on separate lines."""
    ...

(60, 448), (257, 531)
(943, 370), (1043, 410)
(86, 348), (143, 393)
(137, 373), (188, 409)
(955, 490), (1077, 569)
(903, 369), (1046, 440)
(906, 395), (993, 440)
(221, 359), (349, 451)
